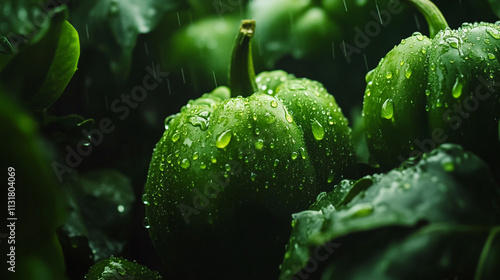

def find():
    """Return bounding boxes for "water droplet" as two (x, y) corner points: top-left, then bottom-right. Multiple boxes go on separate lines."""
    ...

(274, 158), (279, 167)
(117, 205), (125, 213)
(445, 37), (459, 49)
(316, 192), (327, 202)
(425, 89), (430, 96)
(255, 139), (264, 150)
(164, 115), (176, 130)
(381, 99), (394, 120)
(264, 112), (276, 124)
(300, 147), (307, 159)
(143, 217), (150, 229)
(348, 203), (374, 218)
(289, 83), (307, 91)
(488, 53), (496, 60)
(452, 78), (463, 99)
(255, 127), (260, 135)
(385, 71), (393, 79)
(188, 115), (209, 131)
(413, 31), (424, 41)
(291, 152), (298, 160)
(142, 193), (149, 205)
(200, 162), (207, 169)
(271, 100), (278, 108)
(327, 171), (335, 183)
(251, 172), (257, 181)
(311, 119), (325, 141)
(284, 106), (293, 123)
(171, 133), (180, 142)
(192, 152), (199, 160)
(405, 68), (412, 79)
(215, 130), (232, 149)
(486, 27), (500, 39)
(436, 99), (442, 108)
(225, 163), (231, 172)
(117, 266), (126, 275)
(211, 156), (217, 163)
(441, 158), (455, 171)
(181, 158), (191, 169)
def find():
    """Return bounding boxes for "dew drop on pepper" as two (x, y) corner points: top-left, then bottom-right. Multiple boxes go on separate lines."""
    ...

(255, 139), (264, 150)
(381, 99), (394, 120)
(452, 78), (463, 99)
(215, 130), (232, 149)
(180, 159), (191, 169)
(311, 119), (325, 141)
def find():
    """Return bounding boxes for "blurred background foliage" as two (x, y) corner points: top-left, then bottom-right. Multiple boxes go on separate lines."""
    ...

(0, 0), (498, 279)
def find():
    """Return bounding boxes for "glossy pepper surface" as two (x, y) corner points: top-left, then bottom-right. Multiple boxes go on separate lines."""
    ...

(363, 0), (500, 169)
(144, 20), (355, 279)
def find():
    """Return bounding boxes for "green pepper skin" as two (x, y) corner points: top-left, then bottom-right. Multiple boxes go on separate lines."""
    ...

(85, 257), (162, 280)
(248, 0), (342, 65)
(144, 69), (355, 278)
(364, 22), (500, 169)
(161, 16), (241, 91)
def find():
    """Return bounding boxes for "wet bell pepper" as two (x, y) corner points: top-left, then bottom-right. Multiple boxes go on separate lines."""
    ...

(144, 20), (355, 279)
(363, 0), (500, 169)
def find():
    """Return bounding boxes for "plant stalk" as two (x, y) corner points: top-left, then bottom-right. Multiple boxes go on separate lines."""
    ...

(405, 0), (449, 38)
(229, 19), (257, 98)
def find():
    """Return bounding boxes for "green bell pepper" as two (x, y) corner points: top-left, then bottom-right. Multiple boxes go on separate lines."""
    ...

(160, 15), (242, 92)
(85, 256), (162, 280)
(144, 20), (355, 279)
(247, 0), (372, 66)
(363, 0), (500, 169)
(248, 0), (341, 65)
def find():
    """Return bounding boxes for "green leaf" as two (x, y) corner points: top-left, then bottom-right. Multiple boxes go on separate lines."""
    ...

(58, 170), (135, 270)
(0, 9), (79, 111)
(281, 144), (500, 280)
(34, 21), (80, 110)
(70, 0), (181, 83)
(42, 113), (94, 147)
(489, 0), (500, 19)
(85, 256), (162, 280)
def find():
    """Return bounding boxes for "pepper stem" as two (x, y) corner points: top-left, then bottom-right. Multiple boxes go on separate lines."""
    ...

(405, 0), (449, 38)
(229, 19), (257, 98)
